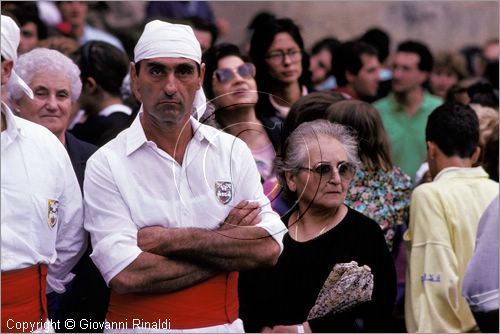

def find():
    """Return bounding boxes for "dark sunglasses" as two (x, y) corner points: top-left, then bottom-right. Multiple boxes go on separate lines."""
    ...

(213, 63), (255, 84)
(299, 161), (356, 180)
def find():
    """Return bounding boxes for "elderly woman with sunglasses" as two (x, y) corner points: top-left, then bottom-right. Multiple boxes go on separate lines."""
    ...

(238, 120), (396, 333)
(203, 43), (281, 182)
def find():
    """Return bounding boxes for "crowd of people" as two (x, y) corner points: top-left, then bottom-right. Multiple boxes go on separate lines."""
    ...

(1, 1), (499, 333)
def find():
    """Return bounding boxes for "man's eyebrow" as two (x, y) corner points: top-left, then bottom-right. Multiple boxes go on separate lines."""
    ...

(145, 61), (167, 69)
(177, 62), (196, 69)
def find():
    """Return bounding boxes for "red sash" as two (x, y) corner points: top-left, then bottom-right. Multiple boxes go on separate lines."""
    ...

(1, 265), (48, 333)
(107, 272), (239, 329)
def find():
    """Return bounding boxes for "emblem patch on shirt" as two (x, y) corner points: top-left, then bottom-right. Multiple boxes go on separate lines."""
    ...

(215, 181), (232, 205)
(48, 199), (59, 229)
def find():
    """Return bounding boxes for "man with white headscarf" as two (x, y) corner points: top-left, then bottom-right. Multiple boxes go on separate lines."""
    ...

(83, 20), (286, 333)
(1, 15), (86, 333)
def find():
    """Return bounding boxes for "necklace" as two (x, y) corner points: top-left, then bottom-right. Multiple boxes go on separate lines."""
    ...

(294, 211), (332, 242)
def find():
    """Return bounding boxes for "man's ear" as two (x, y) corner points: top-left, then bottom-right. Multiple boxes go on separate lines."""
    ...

(471, 146), (481, 165)
(198, 63), (206, 89)
(129, 62), (142, 102)
(285, 170), (297, 193)
(1, 60), (13, 86)
(426, 141), (436, 160)
(83, 77), (97, 94)
(345, 70), (355, 84)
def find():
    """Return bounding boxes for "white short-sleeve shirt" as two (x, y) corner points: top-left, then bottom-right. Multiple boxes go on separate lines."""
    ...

(1, 103), (86, 293)
(84, 111), (287, 284)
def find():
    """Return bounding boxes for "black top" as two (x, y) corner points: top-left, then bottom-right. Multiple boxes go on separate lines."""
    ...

(239, 207), (397, 332)
(70, 111), (134, 147)
(65, 132), (98, 192)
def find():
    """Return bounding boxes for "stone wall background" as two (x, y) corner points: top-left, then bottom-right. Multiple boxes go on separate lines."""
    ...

(210, 1), (499, 53)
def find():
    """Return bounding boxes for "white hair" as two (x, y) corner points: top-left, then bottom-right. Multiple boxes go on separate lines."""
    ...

(9, 48), (82, 102)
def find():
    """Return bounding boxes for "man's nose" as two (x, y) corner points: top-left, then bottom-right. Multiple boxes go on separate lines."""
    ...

(163, 74), (177, 96)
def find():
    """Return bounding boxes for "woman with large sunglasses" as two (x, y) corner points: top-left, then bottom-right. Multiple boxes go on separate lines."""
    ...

(202, 43), (280, 182)
(238, 120), (396, 332)
(249, 17), (312, 127)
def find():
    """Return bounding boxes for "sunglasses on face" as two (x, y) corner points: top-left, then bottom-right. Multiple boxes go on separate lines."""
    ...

(213, 63), (256, 84)
(298, 161), (356, 180)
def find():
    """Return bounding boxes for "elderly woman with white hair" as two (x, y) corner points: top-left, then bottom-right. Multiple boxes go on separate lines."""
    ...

(9, 47), (105, 333)
(239, 119), (397, 332)
(10, 47), (97, 190)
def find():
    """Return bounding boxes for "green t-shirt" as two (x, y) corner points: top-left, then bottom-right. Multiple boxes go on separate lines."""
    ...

(374, 92), (443, 180)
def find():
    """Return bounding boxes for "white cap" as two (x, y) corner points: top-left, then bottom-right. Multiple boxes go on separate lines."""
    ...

(134, 20), (206, 119)
(1, 15), (33, 99)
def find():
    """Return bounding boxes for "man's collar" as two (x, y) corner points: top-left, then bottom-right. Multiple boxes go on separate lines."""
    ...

(434, 166), (489, 181)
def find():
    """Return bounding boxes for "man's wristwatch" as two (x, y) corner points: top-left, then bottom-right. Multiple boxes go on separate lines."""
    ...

(296, 324), (305, 333)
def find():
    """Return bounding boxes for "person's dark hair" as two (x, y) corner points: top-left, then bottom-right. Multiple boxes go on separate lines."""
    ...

(280, 91), (346, 153)
(426, 103), (480, 158)
(359, 27), (390, 64)
(7, 2), (47, 40)
(325, 100), (393, 171)
(483, 60), (499, 91)
(397, 40), (434, 72)
(311, 37), (340, 56)
(202, 43), (249, 100)
(73, 41), (129, 97)
(249, 17), (311, 106)
(468, 80), (499, 109)
(310, 37), (340, 76)
(333, 40), (378, 87)
(247, 11), (276, 31)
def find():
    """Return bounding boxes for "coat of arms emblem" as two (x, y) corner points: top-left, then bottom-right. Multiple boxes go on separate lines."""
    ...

(48, 199), (59, 229)
(215, 181), (232, 205)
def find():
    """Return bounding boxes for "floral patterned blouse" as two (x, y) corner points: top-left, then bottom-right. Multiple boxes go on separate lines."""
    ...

(345, 167), (413, 252)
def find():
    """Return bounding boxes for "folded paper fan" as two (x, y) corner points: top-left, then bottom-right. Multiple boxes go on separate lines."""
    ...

(307, 261), (374, 320)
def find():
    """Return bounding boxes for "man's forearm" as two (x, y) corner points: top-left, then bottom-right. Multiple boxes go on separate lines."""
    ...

(109, 252), (218, 294)
(144, 226), (280, 271)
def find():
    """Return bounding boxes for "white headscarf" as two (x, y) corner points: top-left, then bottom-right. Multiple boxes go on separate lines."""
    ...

(1, 15), (33, 99)
(134, 20), (206, 119)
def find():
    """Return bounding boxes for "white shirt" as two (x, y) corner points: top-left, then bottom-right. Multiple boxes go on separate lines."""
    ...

(84, 111), (287, 284)
(1, 103), (86, 293)
(98, 104), (133, 117)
